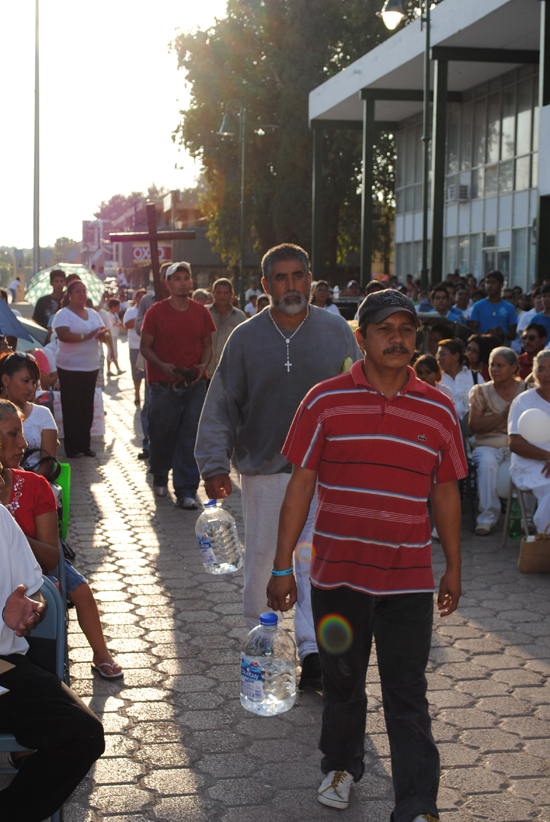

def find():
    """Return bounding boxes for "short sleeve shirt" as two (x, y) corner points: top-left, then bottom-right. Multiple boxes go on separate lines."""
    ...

(5, 469), (57, 540)
(509, 388), (550, 474)
(0, 504), (43, 656)
(141, 298), (216, 384)
(22, 404), (58, 469)
(283, 361), (467, 595)
(470, 298), (517, 334)
(52, 307), (105, 371)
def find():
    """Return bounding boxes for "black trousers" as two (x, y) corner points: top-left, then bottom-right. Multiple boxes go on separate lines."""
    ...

(0, 653), (104, 822)
(311, 586), (439, 822)
(57, 368), (98, 455)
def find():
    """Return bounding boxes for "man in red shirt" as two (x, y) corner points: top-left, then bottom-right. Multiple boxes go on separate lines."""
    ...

(141, 262), (215, 508)
(267, 290), (467, 821)
(518, 322), (547, 380)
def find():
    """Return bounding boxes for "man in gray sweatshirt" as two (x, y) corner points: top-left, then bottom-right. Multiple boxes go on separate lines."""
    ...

(195, 243), (361, 689)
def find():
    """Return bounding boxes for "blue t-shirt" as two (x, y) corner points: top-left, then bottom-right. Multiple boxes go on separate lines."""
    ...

(469, 298), (517, 334)
(429, 307), (466, 324)
(531, 313), (550, 340)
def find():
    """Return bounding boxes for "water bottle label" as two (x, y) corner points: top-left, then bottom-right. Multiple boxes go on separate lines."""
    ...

(197, 535), (216, 565)
(241, 655), (264, 700)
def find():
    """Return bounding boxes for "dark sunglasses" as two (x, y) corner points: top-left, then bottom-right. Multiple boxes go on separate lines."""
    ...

(521, 335), (538, 342)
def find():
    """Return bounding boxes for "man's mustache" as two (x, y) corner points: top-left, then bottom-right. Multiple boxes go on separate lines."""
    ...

(383, 345), (409, 355)
(282, 290), (304, 301)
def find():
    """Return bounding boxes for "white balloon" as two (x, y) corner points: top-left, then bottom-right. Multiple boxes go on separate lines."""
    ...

(496, 458), (511, 499)
(518, 408), (550, 445)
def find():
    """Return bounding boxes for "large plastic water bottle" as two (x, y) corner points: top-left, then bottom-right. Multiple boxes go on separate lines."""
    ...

(240, 613), (297, 716)
(194, 501), (243, 574)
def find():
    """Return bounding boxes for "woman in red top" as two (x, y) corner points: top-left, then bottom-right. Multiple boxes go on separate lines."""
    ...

(0, 399), (122, 679)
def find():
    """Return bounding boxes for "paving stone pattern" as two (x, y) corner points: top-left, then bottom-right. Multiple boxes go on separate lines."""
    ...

(4, 343), (550, 821)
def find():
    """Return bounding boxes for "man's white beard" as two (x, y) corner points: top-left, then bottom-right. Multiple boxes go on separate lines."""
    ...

(272, 291), (308, 316)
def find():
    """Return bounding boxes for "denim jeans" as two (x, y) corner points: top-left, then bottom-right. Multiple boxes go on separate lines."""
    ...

(148, 380), (206, 501)
(141, 381), (150, 448)
(311, 586), (439, 822)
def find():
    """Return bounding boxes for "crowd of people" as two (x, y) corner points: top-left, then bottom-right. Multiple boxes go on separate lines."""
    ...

(2, 250), (550, 821)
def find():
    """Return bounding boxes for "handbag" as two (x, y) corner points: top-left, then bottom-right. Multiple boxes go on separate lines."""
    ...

(518, 522), (550, 573)
(21, 447), (62, 483)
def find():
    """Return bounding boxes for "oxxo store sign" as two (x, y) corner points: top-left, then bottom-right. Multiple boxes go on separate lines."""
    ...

(132, 242), (172, 265)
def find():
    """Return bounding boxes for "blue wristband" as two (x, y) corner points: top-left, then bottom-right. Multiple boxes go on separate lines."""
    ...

(271, 567), (293, 576)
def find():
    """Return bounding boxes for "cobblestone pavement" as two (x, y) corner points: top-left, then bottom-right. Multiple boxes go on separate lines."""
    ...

(4, 341), (550, 821)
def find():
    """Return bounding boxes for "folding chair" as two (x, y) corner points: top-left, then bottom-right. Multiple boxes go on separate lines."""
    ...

(0, 577), (66, 822)
(56, 463), (71, 541)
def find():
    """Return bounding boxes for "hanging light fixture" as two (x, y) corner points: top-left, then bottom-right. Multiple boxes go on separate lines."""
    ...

(377, 0), (406, 30)
(217, 112), (234, 136)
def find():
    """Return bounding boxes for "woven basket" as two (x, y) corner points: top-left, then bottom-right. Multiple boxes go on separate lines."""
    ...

(518, 522), (550, 573)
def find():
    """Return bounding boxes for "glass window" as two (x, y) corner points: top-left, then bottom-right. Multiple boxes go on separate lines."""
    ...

(532, 152), (539, 187)
(471, 234), (482, 279)
(458, 236), (470, 274)
(460, 103), (473, 171)
(472, 167), (484, 199)
(486, 93), (500, 164)
(447, 105), (460, 174)
(515, 156), (530, 191)
(406, 129), (415, 186)
(499, 160), (513, 194)
(474, 100), (486, 167)
(484, 232), (497, 248)
(395, 189), (404, 214)
(394, 244), (403, 279)
(405, 187), (414, 212)
(484, 250), (497, 276)
(404, 243), (412, 276)
(485, 165), (498, 197)
(501, 85), (515, 159)
(396, 131), (406, 189)
(413, 184), (422, 211)
(497, 250), (510, 281)
(533, 102), (540, 152)
(413, 241), (422, 277)
(528, 225), (536, 286)
(512, 227), (527, 288)
(414, 126), (423, 184)
(516, 78), (532, 156)
(445, 237), (458, 274)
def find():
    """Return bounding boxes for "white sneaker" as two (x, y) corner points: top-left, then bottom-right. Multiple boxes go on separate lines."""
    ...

(153, 485), (168, 497)
(180, 496), (199, 510)
(317, 770), (354, 809)
(411, 815), (441, 822)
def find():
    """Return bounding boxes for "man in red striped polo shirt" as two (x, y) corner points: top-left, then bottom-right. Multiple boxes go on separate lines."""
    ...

(267, 289), (467, 822)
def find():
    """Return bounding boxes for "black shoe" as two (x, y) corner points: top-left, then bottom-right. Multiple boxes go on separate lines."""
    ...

(299, 652), (323, 691)
(82, 449), (96, 457)
(138, 449), (150, 460)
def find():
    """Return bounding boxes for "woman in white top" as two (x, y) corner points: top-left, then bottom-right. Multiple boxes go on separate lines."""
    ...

(0, 352), (58, 476)
(437, 338), (485, 421)
(509, 350), (550, 534)
(51, 280), (110, 458)
(310, 280), (341, 315)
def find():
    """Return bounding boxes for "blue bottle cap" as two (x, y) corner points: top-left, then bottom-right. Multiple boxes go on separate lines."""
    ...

(204, 500), (218, 507)
(259, 613), (278, 627)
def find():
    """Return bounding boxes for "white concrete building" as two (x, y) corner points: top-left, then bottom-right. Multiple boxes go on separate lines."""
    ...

(308, 0), (549, 289)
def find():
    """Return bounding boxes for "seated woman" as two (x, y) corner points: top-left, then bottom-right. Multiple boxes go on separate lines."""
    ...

(469, 347), (525, 536)
(437, 338), (485, 421)
(0, 399), (123, 679)
(310, 280), (341, 314)
(509, 350), (550, 534)
(465, 334), (499, 382)
(0, 351), (58, 477)
(414, 354), (454, 402)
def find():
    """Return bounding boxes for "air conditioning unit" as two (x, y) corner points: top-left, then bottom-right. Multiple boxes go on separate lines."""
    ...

(446, 184), (469, 203)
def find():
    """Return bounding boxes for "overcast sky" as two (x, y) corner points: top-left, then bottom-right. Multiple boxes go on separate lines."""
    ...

(0, 0), (228, 249)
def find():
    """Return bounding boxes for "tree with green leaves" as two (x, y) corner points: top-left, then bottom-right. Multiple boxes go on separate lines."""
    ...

(172, 0), (402, 276)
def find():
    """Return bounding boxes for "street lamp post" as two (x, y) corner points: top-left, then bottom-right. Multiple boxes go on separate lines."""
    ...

(33, 0), (40, 277)
(218, 101), (247, 308)
(379, 0), (431, 291)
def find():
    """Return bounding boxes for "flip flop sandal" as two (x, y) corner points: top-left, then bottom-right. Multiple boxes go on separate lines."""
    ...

(91, 662), (124, 680)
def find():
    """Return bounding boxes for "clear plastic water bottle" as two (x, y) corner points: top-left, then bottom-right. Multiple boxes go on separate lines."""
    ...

(332, 284), (340, 300)
(194, 500), (243, 574)
(240, 613), (297, 716)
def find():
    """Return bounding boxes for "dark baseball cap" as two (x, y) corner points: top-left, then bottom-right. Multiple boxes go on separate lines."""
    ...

(358, 289), (419, 327)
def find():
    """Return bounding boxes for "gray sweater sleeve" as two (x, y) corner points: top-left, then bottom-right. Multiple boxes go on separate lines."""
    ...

(135, 294), (154, 336)
(195, 337), (244, 480)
